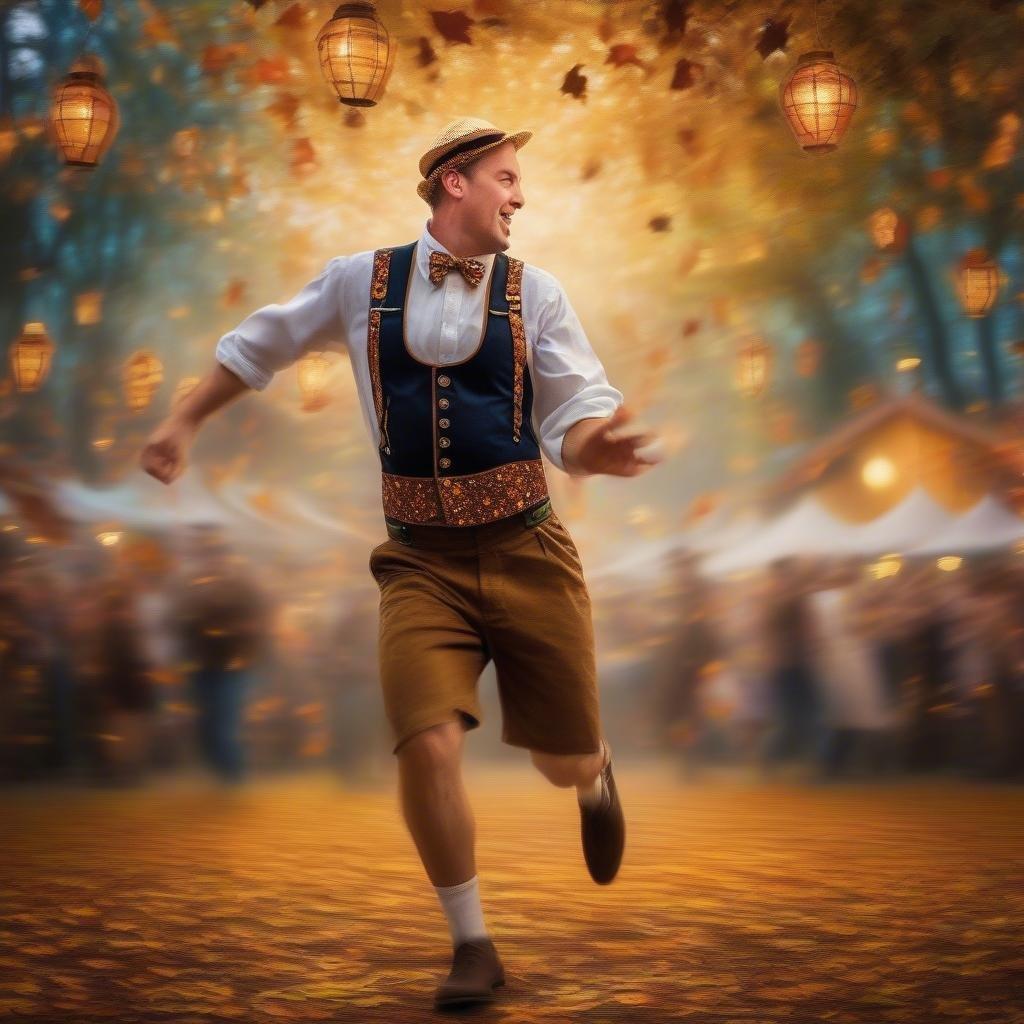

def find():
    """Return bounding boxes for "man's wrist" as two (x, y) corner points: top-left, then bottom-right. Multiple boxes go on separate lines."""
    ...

(561, 416), (607, 476)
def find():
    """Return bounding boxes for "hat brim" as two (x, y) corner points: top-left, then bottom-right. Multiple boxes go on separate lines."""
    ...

(416, 130), (532, 204)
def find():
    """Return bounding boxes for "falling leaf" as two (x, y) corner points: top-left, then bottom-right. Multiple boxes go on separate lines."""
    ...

(596, 14), (615, 43)
(274, 3), (307, 29)
(430, 10), (475, 45)
(677, 127), (699, 155)
(683, 319), (700, 337)
(416, 36), (437, 67)
(580, 157), (601, 181)
(291, 137), (316, 174)
(649, 215), (672, 232)
(249, 56), (290, 86)
(222, 280), (247, 308)
(660, 0), (690, 43)
(344, 109), (366, 129)
(561, 64), (587, 101)
(201, 44), (247, 77)
(981, 111), (1020, 170)
(756, 18), (789, 59)
(141, 12), (176, 46)
(78, 0), (103, 20)
(266, 92), (301, 131)
(606, 44), (645, 69)
(670, 57), (701, 90)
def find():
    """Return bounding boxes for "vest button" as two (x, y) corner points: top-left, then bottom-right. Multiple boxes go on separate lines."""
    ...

(383, 446), (390, 455)
(439, 457), (452, 469)
(438, 398), (450, 410)
(438, 437), (451, 448)
(438, 418), (450, 429)
(437, 374), (451, 387)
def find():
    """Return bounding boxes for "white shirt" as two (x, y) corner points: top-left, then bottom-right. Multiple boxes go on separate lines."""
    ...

(214, 222), (622, 471)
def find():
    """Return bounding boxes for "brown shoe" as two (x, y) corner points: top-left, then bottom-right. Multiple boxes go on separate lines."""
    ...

(579, 744), (625, 884)
(433, 938), (505, 1009)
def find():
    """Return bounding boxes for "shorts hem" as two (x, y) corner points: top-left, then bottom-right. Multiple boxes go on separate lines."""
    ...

(391, 707), (481, 755)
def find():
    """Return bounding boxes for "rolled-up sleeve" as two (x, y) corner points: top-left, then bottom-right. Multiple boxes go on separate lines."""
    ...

(215, 258), (346, 391)
(529, 271), (622, 471)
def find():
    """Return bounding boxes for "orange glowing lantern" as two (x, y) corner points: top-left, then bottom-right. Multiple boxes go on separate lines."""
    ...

(780, 51), (858, 153)
(869, 207), (909, 253)
(956, 249), (1000, 318)
(298, 352), (331, 412)
(122, 350), (164, 412)
(75, 291), (103, 325)
(795, 338), (822, 378)
(316, 2), (395, 108)
(734, 335), (772, 398)
(49, 55), (120, 168)
(10, 322), (55, 393)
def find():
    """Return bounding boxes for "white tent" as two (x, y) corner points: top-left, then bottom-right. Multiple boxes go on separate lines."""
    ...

(908, 494), (1024, 556)
(844, 486), (956, 555)
(704, 493), (850, 576)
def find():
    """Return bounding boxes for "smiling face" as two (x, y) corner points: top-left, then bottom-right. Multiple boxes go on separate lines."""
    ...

(433, 140), (526, 255)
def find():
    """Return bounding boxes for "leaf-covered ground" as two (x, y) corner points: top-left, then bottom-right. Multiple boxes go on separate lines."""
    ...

(2, 768), (1022, 1022)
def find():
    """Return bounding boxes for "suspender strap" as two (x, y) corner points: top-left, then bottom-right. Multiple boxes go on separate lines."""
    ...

(505, 256), (526, 444)
(368, 248), (393, 443)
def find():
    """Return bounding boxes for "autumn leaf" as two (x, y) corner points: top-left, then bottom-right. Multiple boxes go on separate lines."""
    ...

(660, 0), (690, 42)
(201, 44), (247, 78)
(670, 57), (701, 90)
(431, 10), (475, 45)
(756, 17), (789, 59)
(291, 138), (316, 173)
(248, 56), (290, 87)
(649, 215), (672, 232)
(266, 92), (301, 131)
(581, 157), (601, 181)
(683, 319), (701, 337)
(142, 12), (177, 47)
(416, 36), (437, 67)
(222, 280), (247, 308)
(344, 109), (366, 129)
(561, 64), (587, 101)
(78, 0), (102, 21)
(606, 43), (645, 69)
(677, 127), (699, 155)
(274, 3), (307, 29)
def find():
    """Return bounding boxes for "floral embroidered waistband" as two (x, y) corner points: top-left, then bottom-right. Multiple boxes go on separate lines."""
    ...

(381, 460), (549, 527)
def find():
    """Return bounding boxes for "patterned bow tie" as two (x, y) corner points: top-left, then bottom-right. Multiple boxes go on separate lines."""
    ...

(428, 250), (486, 288)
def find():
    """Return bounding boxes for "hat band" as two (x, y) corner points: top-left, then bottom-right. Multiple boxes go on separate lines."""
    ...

(425, 132), (505, 178)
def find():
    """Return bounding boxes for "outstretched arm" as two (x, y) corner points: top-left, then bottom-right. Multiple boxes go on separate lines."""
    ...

(140, 362), (250, 485)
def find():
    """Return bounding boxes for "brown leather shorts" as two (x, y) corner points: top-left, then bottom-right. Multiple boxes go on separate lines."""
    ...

(368, 506), (602, 756)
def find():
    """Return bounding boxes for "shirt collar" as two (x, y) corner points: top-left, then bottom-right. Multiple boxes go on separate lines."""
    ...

(417, 221), (496, 282)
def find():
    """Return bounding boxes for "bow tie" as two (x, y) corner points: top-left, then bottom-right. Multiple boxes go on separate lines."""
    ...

(428, 250), (486, 288)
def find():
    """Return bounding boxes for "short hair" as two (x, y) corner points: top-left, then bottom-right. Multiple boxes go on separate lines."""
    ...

(427, 151), (487, 210)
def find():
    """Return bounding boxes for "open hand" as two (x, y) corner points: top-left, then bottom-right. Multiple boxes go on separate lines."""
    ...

(568, 407), (662, 477)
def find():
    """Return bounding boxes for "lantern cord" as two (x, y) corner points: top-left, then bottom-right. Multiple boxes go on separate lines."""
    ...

(813, 0), (823, 47)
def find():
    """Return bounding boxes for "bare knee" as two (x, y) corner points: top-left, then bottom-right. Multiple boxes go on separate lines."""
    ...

(397, 720), (464, 775)
(530, 748), (603, 788)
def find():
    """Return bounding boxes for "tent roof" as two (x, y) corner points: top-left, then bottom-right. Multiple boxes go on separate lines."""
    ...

(910, 494), (1024, 555)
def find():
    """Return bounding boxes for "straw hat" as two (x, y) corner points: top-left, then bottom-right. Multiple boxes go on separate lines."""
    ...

(416, 116), (532, 204)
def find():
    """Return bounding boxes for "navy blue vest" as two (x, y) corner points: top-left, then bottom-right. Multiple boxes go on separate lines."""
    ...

(368, 241), (549, 526)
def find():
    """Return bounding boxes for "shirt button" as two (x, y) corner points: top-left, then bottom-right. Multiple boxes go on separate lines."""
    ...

(438, 398), (450, 410)
(437, 374), (451, 387)
(439, 457), (452, 469)
(438, 437), (451, 448)
(438, 418), (450, 429)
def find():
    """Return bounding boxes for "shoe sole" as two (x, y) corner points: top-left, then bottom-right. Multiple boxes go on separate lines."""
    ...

(434, 978), (505, 1008)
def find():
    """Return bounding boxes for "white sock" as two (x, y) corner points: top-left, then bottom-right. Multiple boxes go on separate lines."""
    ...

(434, 875), (488, 948)
(576, 741), (609, 809)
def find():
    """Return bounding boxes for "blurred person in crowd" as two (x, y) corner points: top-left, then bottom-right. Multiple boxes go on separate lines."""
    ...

(176, 527), (270, 784)
(88, 578), (158, 785)
(655, 550), (722, 778)
(763, 557), (823, 772)
(807, 558), (894, 778)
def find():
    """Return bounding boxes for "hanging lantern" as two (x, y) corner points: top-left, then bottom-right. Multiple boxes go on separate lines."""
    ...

(734, 335), (772, 398)
(869, 207), (909, 253)
(795, 338), (822, 378)
(172, 376), (200, 408)
(75, 290), (103, 325)
(122, 350), (164, 412)
(956, 249), (1000, 318)
(298, 352), (331, 412)
(10, 322), (55, 393)
(316, 3), (395, 108)
(780, 51), (858, 153)
(49, 55), (120, 168)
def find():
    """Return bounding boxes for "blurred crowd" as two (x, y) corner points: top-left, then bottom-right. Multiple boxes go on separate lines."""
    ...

(0, 523), (386, 787)
(639, 551), (1024, 782)
(4, 518), (1024, 787)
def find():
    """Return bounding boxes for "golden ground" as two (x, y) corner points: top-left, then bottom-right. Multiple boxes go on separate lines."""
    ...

(2, 767), (1022, 1023)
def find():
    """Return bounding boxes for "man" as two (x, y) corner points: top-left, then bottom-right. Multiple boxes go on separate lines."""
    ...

(141, 117), (659, 1008)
